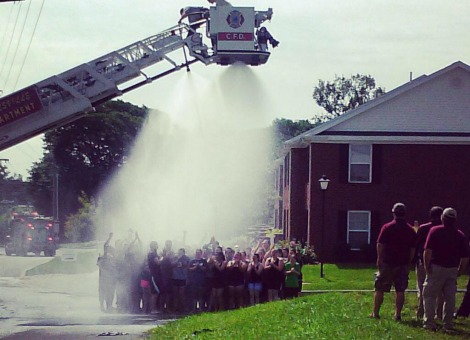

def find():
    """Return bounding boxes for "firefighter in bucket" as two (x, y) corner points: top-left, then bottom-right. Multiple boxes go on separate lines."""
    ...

(256, 26), (279, 52)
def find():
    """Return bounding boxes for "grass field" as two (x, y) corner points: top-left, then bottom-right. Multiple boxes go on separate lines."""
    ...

(147, 263), (470, 339)
(25, 249), (97, 275)
(301, 263), (469, 291)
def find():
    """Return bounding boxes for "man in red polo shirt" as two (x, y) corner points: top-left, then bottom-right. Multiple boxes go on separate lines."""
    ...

(415, 206), (444, 319)
(422, 207), (469, 331)
(370, 203), (416, 320)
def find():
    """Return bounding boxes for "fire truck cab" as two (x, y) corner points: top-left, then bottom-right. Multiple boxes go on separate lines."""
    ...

(5, 215), (57, 257)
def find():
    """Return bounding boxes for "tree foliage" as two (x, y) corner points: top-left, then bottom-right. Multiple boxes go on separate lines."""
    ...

(273, 118), (318, 147)
(313, 74), (385, 121)
(28, 100), (147, 234)
(49, 100), (147, 176)
(28, 152), (56, 215)
(0, 162), (10, 180)
(0, 161), (22, 180)
(64, 191), (96, 242)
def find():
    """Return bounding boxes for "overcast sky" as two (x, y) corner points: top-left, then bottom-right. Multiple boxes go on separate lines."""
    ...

(0, 0), (469, 176)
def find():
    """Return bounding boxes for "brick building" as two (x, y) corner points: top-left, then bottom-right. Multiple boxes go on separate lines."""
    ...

(275, 61), (470, 262)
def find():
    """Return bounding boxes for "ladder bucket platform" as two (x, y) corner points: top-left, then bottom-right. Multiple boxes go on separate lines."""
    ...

(214, 50), (270, 66)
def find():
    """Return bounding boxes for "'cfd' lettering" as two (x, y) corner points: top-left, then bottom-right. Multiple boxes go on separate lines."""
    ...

(218, 32), (253, 41)
(226, 33), (244, 40)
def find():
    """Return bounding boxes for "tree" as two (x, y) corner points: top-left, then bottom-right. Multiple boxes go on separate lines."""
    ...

(313, 74), (385, 122)
(0, 162), (10, 180)
(28, 100), (148, 228)
(64, 192), (97, 242)
(273, 118), (319, 147)
(49, 100), (147, 177)
(28, 152), (56, 215)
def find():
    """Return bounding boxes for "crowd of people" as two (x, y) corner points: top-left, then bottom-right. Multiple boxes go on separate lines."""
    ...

(97, 201), (470, 332)
(97, 233), (303, 315)
(371, 203), (470, 332)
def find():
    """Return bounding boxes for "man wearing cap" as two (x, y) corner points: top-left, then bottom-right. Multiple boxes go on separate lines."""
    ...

(422, 207), (469, 331)
(415, 206), (444, 319)
(371, 203), (416, 320)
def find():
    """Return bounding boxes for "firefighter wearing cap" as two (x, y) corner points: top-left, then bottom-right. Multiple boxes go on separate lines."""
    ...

(370, 203), (416, 321)
(422, 207), (469, 331)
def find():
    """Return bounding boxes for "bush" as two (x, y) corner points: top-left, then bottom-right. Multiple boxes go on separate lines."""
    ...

(64, 212), (95, 242)
(64, 192), (96, 242)
(298, 243), (318, 264)
(276, 240), (318, 264)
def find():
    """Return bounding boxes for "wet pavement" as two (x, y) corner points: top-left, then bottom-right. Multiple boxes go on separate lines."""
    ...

(0, 247), (175, 339)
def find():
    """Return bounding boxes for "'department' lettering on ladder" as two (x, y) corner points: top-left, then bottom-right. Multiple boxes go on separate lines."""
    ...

(0, 86), (43, 127)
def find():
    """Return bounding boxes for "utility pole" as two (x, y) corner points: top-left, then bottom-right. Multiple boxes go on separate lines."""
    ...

(52, 164), (60, 239)
(0, 159), (8, 202)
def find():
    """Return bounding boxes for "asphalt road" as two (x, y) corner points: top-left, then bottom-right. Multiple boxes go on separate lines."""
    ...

(0, 247), (174, 340)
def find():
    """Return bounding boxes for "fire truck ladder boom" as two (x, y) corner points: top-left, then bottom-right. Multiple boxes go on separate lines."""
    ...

(0, 6), (277, 152)
(0, 24), (201, 151)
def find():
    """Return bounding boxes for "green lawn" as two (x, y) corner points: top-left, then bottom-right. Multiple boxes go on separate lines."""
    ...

(302, 263), (377, 290)
(25, 249), (97, 275)
(301, 263), (469, 291)
(147, 264), (470, 339)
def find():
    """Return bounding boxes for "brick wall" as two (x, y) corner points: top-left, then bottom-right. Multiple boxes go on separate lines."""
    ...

(302, 143), (470, 262)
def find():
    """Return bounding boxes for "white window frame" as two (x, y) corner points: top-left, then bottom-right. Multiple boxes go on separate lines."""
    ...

(347, 210), (371, 251)
(349, 144), (372, 183)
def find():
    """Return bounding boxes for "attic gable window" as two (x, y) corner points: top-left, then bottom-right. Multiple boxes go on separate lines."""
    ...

(349, 144), (372, 183)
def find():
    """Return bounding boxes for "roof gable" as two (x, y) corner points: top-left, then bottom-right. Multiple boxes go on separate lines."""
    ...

(286, 61), (470, 148)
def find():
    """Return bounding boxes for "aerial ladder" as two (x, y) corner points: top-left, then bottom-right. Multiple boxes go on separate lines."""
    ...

(0, 5), (277, 151)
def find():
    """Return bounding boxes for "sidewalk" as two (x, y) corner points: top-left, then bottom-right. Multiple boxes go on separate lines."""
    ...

(301, 289), (467, 294)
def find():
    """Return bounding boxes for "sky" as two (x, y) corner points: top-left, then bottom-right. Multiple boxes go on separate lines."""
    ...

(0, 0), (469, 177)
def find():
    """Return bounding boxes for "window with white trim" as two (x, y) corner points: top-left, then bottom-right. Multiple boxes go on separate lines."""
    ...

(349, 144), (372, 183)
(347, 210), (371, 250)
